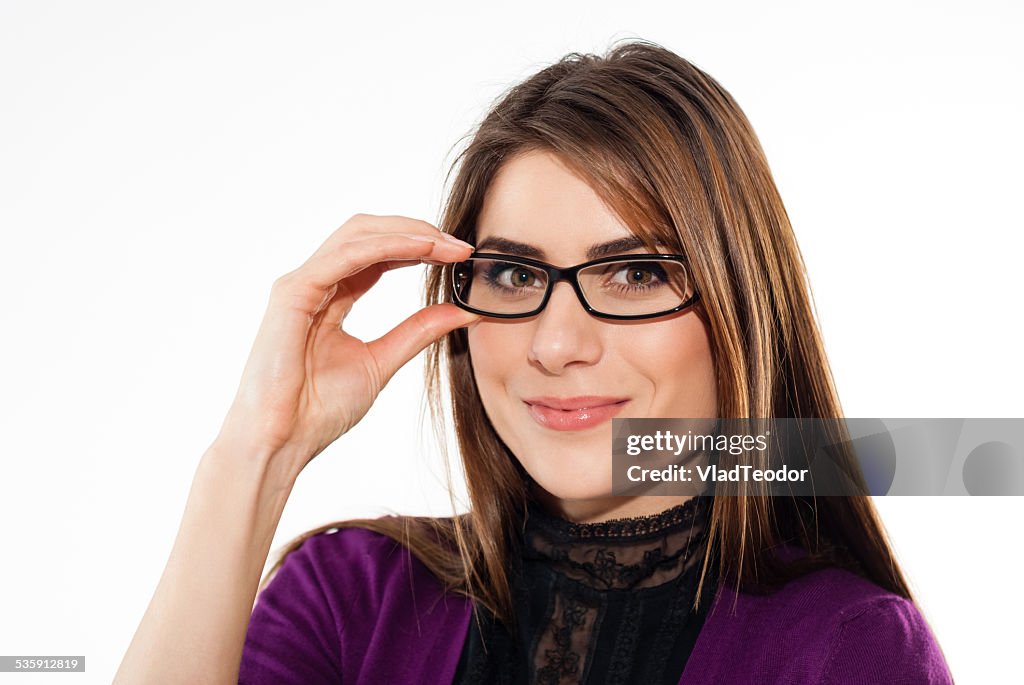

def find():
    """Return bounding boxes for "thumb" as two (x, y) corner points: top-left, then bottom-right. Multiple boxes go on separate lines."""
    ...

(366, 303), (481, 383)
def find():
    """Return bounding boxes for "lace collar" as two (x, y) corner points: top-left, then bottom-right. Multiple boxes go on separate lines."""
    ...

(521, 496), (713, 591)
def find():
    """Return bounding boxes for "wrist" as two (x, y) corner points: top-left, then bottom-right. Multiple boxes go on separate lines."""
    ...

(203, 434), (309, 489)
(189, 439), (306, 557)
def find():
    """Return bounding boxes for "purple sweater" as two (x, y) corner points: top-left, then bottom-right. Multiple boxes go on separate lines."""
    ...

(239, 526), (954, 684)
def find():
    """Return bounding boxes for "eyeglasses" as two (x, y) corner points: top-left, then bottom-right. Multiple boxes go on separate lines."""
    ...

(450, 252), (700, 320)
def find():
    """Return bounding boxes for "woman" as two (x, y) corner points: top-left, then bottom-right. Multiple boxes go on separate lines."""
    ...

(115, 40), (953, 684)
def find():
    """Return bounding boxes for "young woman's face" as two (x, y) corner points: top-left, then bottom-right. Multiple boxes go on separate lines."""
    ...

(466, 150), (718, 519)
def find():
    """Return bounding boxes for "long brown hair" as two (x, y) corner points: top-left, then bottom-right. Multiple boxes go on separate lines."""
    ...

(261, 38), (912, 629)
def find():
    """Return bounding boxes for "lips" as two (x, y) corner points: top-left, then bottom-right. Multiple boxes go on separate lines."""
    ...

(523, 396), (629, 431)
(522, 396), (629, 410)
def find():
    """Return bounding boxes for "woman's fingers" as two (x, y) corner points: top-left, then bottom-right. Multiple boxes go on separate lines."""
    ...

(224, 215), (476, 453)
(300, 232), (472, 295)
(301, 214), (472, 282)
(309, 262), (406, 328)
(307, 214), (453, 258)
(270, 234), (470, 321)
(273, 214), (472, 319)
(366, 303), (480, 385)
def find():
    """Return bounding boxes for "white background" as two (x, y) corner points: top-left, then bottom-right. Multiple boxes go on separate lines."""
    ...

(1, 1), (1021, 682)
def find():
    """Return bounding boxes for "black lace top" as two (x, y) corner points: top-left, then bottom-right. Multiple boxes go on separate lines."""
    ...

(453, 495), (717, 685)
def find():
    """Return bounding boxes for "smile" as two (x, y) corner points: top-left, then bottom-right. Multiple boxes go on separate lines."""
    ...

(522, 396), (629, 431)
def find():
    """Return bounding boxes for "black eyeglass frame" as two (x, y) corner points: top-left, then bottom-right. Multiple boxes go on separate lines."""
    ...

(450, 252), (702, 321)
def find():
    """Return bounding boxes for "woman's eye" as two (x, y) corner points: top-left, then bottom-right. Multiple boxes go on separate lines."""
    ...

(489, 264), (542, 288)
(612, 264), (663, 287)
(626, 268), (653, 285)
(504, 268), (535, 287)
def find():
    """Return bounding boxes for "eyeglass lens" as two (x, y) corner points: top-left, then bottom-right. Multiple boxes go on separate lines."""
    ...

(453, 258), (693, 316)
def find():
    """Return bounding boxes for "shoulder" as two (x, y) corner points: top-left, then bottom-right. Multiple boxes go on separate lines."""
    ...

(273, 520), (455, 614)
(243, 519), (472, 684)
(817, 587), (954, 684)
(286, 524), (408, 581)
(693, 563), (953, 683)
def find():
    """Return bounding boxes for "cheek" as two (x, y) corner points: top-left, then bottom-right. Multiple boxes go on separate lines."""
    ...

(624, 314), (717, 414)
(466, 322), (524, 401)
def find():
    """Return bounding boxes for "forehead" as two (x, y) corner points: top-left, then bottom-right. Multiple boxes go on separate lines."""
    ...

(475, 150), (648, 261)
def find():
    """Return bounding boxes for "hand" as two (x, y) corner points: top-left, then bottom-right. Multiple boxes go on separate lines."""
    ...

(215, 213), (479, 471)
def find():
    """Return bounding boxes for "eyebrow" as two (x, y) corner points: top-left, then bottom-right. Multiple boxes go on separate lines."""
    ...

(474, 235), (650, 260)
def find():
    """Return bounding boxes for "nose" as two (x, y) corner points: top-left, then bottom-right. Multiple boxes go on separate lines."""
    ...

(528, 281), (603, 374)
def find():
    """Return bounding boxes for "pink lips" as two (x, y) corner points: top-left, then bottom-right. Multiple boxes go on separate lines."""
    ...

(523, 396), (629, 431)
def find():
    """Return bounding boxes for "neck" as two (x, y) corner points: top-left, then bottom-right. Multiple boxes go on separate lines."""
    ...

(532, 487), (696, 524)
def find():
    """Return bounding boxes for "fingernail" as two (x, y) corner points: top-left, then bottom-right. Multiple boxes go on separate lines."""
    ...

(441, 233), (474, 248)
(404, 234), (437, 242)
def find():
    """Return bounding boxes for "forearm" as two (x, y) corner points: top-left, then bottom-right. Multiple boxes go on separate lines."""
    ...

(114, 439), (306, 685)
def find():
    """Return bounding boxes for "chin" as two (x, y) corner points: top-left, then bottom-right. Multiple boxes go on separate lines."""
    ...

(503, 425), (622, 501)
(524, 458), (615, 503)
(536, 481), (611, 503)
